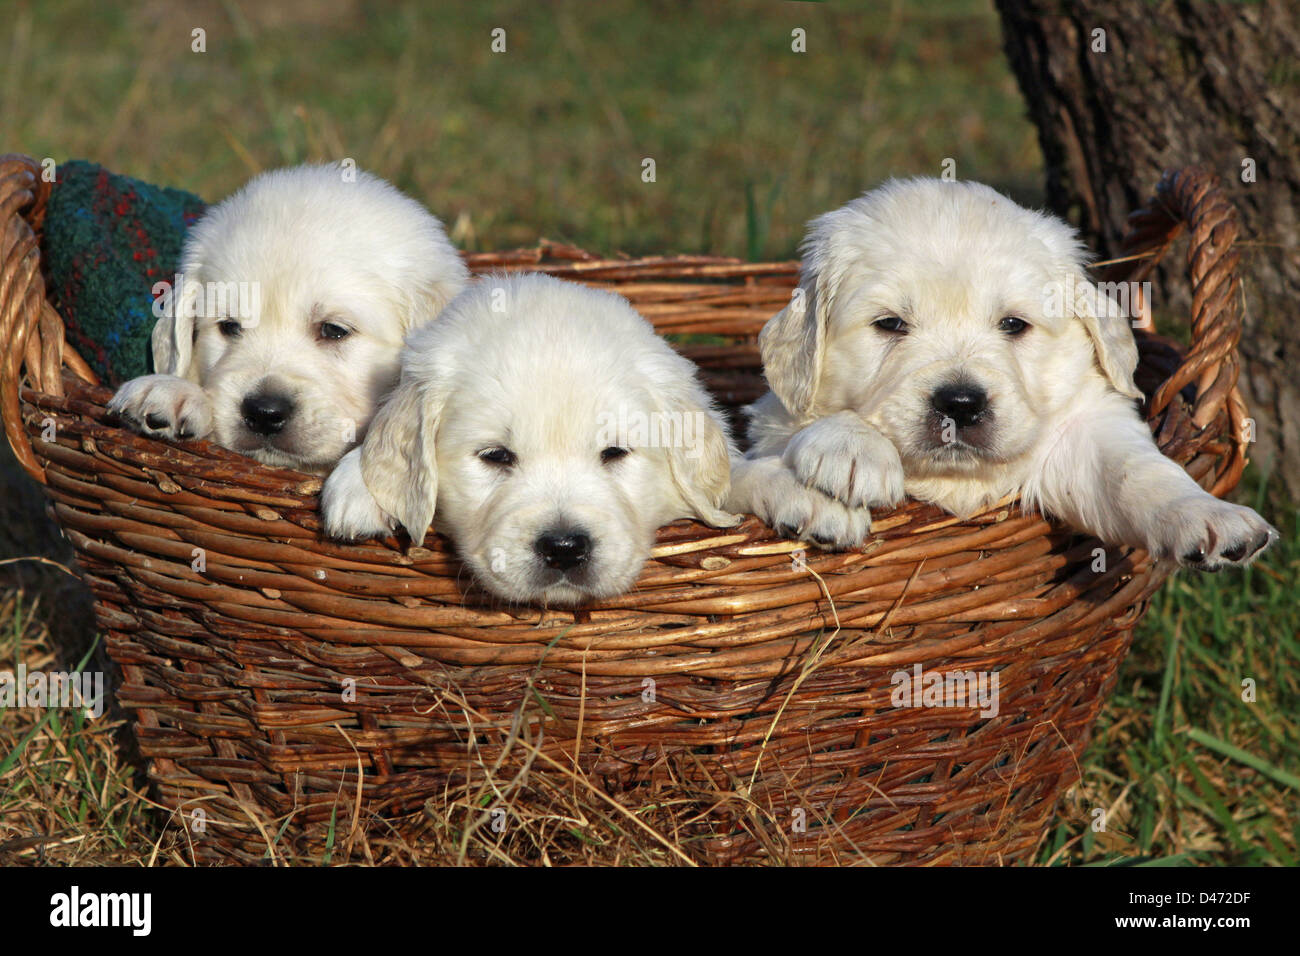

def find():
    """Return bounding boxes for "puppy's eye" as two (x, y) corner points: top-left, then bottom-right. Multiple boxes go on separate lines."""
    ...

(998, 316), (1030, 336)
(873, 315), (908, 334)
(600, 446), (630, 464)
(318, 321), (351, 341)
(478, 447), (517, 467)
(218, 319), (242, 338)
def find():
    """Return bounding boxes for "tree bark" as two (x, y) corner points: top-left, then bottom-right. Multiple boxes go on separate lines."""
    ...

(995, 0), (1300, 498)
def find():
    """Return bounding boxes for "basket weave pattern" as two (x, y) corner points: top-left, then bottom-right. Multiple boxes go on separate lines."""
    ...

(0, 155), (1250, 863)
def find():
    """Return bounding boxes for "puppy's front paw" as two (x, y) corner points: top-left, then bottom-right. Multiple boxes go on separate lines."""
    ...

(730, 455), (872, 549)
(321, 448), (397, 542)
(783, 412), (905, 510)
(1153, 495), (1279, 572)
(108, 374), (213, 442)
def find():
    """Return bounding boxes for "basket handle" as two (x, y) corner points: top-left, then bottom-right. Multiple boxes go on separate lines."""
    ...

(1104, 166), (1247, 427)
(1101, 166), (1250, 497)
(0, 154), (61, 484)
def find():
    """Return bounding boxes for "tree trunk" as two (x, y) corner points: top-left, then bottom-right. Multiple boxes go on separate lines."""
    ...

(995, 0), (1300, 499)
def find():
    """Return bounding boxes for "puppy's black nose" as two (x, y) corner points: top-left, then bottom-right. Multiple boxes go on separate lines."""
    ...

(241, 392), (294, 435)
(535, 530), (591, 571)
(931, 383), (988, 428)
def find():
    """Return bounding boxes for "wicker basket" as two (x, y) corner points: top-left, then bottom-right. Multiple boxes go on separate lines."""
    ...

(0, 154), (1251, 865)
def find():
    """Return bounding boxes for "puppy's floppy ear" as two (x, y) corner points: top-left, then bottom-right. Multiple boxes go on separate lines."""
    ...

(1069, 270), (1142, 400)
(406, 261), (469, 332)
(359, 372), (446, 545)
(150, 272), (201, 379)
(658, 378), (742, 529)
(759, 251), (841, 418)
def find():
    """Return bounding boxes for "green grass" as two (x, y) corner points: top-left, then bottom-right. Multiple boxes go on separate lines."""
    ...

(1039, 470), (1298, 866)
(2, 0), (1042, 258)
(0, 591), (169, 865)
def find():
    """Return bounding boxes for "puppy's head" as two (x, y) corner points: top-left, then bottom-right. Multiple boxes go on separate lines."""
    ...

(154, 163), (468, 472)
(760, 178), (1140, 479)
(358, 272), (738, 606)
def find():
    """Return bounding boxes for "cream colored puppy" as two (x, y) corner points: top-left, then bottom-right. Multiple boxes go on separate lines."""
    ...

(321, 272), (739, 605)
(731, 178), (1278, 571)
(108, 163), (468, 473)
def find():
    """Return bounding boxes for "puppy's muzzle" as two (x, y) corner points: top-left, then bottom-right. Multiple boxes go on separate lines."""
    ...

(931, 382), (988, 428)
(534, 528), (592, 572)
(241, 391), (295, 436)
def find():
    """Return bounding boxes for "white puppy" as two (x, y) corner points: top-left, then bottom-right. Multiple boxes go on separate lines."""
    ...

(321, 272), (739, 605)
(107, 163), (468, 473)
(731, 178), (1278, 571)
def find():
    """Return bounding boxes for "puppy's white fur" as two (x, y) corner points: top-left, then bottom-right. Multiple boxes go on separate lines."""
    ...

(108, 163), (468, 473)
(321, 272), (740, 605)
(733, 178), (1278, 570)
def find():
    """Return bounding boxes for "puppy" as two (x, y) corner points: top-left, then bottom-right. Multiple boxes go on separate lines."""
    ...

(731, 178), (1278, 571)
(321, 272), (739, 605)
(108, 163), (468, 473)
